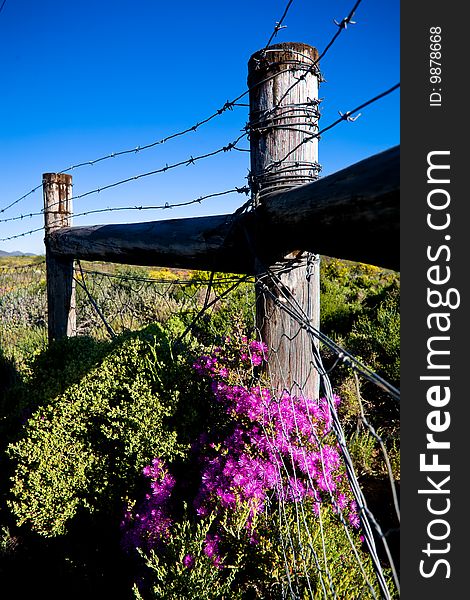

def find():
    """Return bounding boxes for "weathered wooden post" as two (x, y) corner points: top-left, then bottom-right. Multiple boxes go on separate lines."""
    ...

(248, 42), (321, 399)
(43, 173), (76, 341)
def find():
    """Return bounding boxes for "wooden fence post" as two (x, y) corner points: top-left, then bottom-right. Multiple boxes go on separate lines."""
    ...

(43, 173), (76, 341)
(248, 42), (321, 399)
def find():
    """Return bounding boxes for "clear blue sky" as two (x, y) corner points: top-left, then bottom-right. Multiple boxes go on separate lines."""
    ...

(0, 0), (399, 255)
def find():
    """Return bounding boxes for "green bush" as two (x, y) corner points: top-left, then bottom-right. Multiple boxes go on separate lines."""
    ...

(134, 515), (239, 600)
(320, 259), (400, 486)
(177, 271), (255, 345)
(0, 271), (48, 373)
(320, 257), (398, 337)
(7, 319), (199, 538)
(337, 280), (400, 435)
(123, 336), (397, 600)
(348, 280), (400, 387)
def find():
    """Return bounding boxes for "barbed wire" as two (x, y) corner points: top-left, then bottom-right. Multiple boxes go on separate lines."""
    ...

(0, 184), (43, 217)
(2, 2), (399, 592)
(0, 105), (246, 217)
(259, 0), (364, 118)
(0, 226), (44, 243)
(0, 81), (398, 243)
(0, 130), (249, 241)
(0, 186), (250, 225)
(47, 132), (248, 209)
(0, 0), (365, 218)
(318, 0), (362, 62)
(253, 82), (400, 181)
(52, 104), (249, 176)
(1, 248), (400, 598)
(264, 0), (295, 48)
(66, 185), (250, 221)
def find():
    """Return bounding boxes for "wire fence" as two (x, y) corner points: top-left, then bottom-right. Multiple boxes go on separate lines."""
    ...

(253, 261), (399, 598)
(0, 76), (398, 243)
(0, 260), (254, 342)
(73, 263), (255, 339)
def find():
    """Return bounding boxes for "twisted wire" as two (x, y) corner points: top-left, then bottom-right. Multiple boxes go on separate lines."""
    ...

(0, 186), (250, 225)
(0, 81), (399, 241)
(264, 0), (295, 48)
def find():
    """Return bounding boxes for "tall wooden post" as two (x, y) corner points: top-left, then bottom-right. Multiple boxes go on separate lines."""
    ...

(43, 173), (76, 341)
(248, 42), (321, 399)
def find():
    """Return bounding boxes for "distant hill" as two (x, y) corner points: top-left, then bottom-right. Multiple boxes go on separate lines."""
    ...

(0, 250), (36, 257)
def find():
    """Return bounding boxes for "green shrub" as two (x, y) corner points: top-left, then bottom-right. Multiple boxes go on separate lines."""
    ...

(134, 515), (240, 600)
(134, 500), (395, 599)
(321, 261), (400, 427)
(347, 280), (400, 387)
(320, 257), (397, 337)
(178, 271), (255, 345)
(337, 280), (400, 437)
(7, 320), (199, 538)
(1, 259), (400, 596)
(0, 272), (48, 373)
(124, 337), (397, 600)
(320, 259), (400, 495)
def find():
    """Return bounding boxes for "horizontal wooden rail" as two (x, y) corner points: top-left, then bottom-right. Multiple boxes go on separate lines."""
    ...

(47, 145), (400, 273)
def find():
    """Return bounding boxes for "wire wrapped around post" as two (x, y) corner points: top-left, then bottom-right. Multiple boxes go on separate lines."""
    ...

(248, 42), (321, 400)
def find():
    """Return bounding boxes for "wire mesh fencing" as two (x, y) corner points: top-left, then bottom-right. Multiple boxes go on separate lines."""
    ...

(72, 262), (255, 340)
(250, 263), (399, 598)
(0, 0), (401, 596)
(0, 260), (254, 368)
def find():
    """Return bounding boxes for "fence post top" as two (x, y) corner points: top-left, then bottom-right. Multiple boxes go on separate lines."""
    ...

(42, 173), (73, 185)
(248, 42), (319, 87)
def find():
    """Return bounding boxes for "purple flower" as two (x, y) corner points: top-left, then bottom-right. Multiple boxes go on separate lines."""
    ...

(336, 493), (348, 511)
(204, 533), (222, 567)
(183, 554), (195, 569)
(349, 512), (360, 529)
(121, 459), (176, 552)
(286, 477), (307, 502)
(125, 338), (357, 564)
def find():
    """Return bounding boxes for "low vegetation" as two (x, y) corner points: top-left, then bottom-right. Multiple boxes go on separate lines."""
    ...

(0, 255), (399, 598)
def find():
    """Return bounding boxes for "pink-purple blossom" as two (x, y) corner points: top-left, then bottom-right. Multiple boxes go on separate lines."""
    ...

(122, 337), (360, 566)
(183, 554), (195, 569)
(121, 458), (175, 552)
